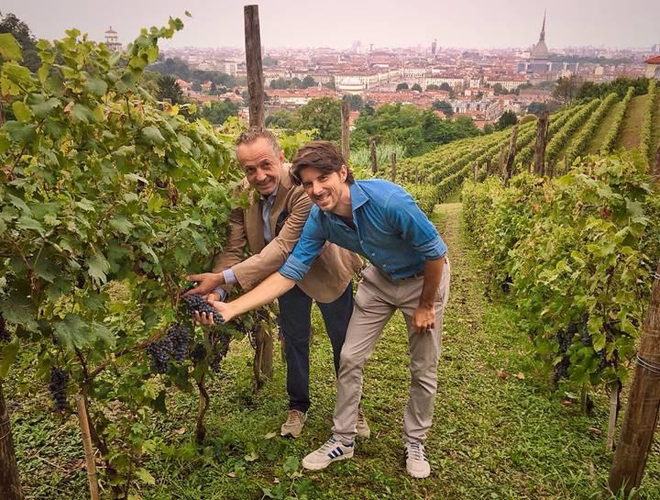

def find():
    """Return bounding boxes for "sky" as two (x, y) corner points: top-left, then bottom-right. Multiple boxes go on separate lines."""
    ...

(2, 0), (659, 50)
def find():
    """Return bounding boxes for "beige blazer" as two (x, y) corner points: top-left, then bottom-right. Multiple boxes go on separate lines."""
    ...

(213, 165), (362, 303)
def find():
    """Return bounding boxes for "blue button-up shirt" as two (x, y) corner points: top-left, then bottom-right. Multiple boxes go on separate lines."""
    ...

(279, 179), (447, 281)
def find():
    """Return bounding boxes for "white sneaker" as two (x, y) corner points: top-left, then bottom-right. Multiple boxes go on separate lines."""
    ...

(356, 408), (371, 438)
(404, 441), (430, 478)
(302, 437), (355, 470)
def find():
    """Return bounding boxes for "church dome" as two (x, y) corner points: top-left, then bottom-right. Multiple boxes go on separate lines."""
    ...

(531, 40), (549, 60)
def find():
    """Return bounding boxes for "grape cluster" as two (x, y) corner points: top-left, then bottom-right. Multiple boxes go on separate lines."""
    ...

(146, 338), (173, 373)
(0, 313), (10, 343)
(190, 343), (207, 364)
(183, 294), (224, 324)
(48, 367), (69, 411)
(209, 330), (232, 372)
(168, 324), (190, 363)
(553, 322), (578, 383)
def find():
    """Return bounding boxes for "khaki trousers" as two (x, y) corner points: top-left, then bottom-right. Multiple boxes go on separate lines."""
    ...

(332, 260), (451, 444)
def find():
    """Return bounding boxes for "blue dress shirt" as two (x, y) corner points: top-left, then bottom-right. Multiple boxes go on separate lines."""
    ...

(279, 179), (447, 282)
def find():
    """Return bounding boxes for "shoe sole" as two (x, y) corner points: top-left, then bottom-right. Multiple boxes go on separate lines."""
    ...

(407, 469), (430, 479)
(302, 451), (354, 470)
(281, 428), (303, 439)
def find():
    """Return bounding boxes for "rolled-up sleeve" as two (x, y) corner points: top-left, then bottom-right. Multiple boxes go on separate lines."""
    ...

(385, 189), (447, 259)
(279, 208), (327, 281)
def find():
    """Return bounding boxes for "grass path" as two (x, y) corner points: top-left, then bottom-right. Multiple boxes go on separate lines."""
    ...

(9, 203), (660, 500)
(587, 102), (623, 154)
(618, 95), (648, 150)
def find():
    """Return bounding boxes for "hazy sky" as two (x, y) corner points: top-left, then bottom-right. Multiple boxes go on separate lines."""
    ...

(2, 0), (659, 50)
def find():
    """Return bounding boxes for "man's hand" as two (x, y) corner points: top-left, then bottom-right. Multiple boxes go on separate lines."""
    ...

(185, 272), (225, 296)
(208, 299), (236, 323)
(411, 305), (435, 333)
(192, 293), (221, 325)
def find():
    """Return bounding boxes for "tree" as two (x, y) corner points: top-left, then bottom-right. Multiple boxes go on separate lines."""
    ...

(210, 81), (217, 94)
(553, 75), (580, 105)
(265, 109), (296, 130)
(432, 100), (454, 116)
(439, 83), (452, 92)
(492, 83), (506, 95)
(199, 99), (239, 125)
(426, 84), (441, 91)
(411, 83), (423, 92)
(527, 102), (549, 116)
(295, 97), (341, 141)
(496, 110), (518, 130)
(0, 12), (40, 71)
(323, 79), (336, 90)
(344, 94), (363, 111)
(263, 56), (278, 66)
(270, 77), (290, 90)
(157, 75), (184, 104)
(301, 75), (316, 89)
(396, 82), (409, 91)
(291, 77), (303, 89)
(191, 81), (202, 92)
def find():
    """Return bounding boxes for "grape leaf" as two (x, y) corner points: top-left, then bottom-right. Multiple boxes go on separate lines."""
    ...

(0, 33), (23, 61)
(87, 252), (111, 283)
(86, 77), (108, 97)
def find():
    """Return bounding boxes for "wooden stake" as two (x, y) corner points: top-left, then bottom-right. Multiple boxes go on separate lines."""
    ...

(606, 381), (622, 452)
(609, 259), (660, 496)
(341, 98), (350, 162)
(244, 5), (265, 128)
(533, 111), (549, 176)
(654, 146), (660, 182)
(370, 138), (378, 175)
(391, 152), (397, 182)
(76, 396), (100, 500)
(473, 162), (478, 182)
(504, 125), (519, 185)
(0, 381), (23, 500)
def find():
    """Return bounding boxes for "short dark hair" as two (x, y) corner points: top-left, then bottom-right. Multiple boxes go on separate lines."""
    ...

(290, 141), (354, 185)
(235, 127), (280, 157)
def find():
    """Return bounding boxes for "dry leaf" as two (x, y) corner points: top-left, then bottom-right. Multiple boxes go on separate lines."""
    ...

(514, 372), (525, 380)
(227, 472), (236, 478)
(588, 427), (602, 435)
(174, 427), (186, 435)
(497, 369), (509, 380)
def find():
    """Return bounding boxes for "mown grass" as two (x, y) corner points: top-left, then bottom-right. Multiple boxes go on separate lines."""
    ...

(6, 203), (660, 500)
(618, 95), (648, 150)
(587, 102), (623, 154)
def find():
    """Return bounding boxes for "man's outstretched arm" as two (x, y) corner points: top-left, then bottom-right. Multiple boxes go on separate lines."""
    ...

(198, 272), (296, 324)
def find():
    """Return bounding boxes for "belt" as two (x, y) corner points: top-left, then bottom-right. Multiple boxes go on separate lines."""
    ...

(402, 271), (424, 280)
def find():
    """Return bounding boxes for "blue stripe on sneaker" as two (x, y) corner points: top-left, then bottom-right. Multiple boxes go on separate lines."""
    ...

(338, 448), (344, 456)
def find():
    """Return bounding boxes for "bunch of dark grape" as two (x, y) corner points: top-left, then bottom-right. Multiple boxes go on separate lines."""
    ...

(553, 322), (578, 384)
(48, 367), (69, 411)
(190, 343), (207, 364)
(579, 314), (593, 348)
(167, 324), (190, 363)
(209, 331), (232, 371)
(146, 337), (173, 374)
(183, 294), (224, 324)
(0, 313), (10, 343)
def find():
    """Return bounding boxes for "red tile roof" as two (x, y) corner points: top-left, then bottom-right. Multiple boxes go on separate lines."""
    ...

(646, 56), (660, 64)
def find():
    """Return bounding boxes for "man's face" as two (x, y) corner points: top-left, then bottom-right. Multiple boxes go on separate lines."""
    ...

(236, 138), (283, 196)
(299, 165), (348, 213)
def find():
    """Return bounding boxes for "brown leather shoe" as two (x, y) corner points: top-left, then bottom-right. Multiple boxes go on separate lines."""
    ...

(356, 407), (371, 438)
(280, 410), (307, 438)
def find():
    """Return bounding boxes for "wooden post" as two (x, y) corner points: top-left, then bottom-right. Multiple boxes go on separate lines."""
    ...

(533, 111), (549, 176)
(391, 152), (397, 182)
(654, 146), (660, 182)
(341, 98), (350, 162)
(370, 138), (378, 175)
(485, 158), (492, 177)
(244, 5), (264, 128)
(76, 396), (100, 500)
(497, 145), (507, 178)
(0, 381), (23, 500)
(473, 162), (478, 182)
(504, 125), (519, 185)
(609, 259), (660, 495)
(606, 381), (622, 452)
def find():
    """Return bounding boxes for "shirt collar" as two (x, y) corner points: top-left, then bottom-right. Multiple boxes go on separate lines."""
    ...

(261, 186), (279, 203)
(349, 181), (369, 212)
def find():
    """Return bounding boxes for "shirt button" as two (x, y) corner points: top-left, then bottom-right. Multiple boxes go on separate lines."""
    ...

(371, 253), (376, 257)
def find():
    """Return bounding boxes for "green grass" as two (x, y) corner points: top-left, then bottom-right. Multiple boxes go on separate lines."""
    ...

(588, 102), (623, 154)
(6, 203), (660, 500)
(617, 95), (648, 150)
(650, 94), (660, 160)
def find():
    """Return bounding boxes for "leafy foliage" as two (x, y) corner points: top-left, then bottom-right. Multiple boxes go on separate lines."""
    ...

(463, 153), (660, 389)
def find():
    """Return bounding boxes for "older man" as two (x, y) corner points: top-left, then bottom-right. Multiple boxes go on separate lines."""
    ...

(187, 129), (368, 439)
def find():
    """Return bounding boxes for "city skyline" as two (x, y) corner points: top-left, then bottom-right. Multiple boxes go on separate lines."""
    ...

(2, 0), (659, 51)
